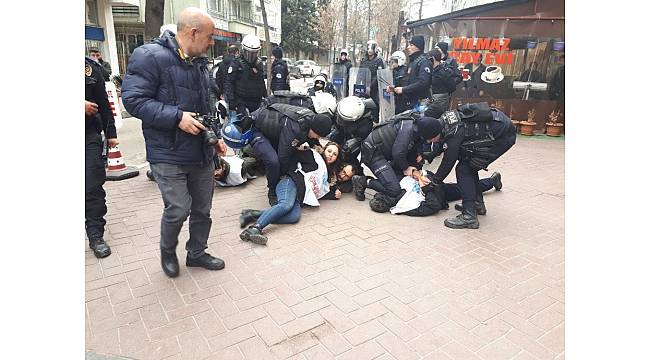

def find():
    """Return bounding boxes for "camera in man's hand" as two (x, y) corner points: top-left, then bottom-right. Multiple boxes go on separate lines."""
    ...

(193, 114), (219, 145)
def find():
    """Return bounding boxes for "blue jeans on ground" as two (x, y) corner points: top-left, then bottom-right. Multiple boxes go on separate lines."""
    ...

(256, 177), (301, 229)
(150, 162), (215, 259)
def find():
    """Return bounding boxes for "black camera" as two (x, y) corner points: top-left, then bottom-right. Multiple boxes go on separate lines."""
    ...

(192, 114), (219, 145)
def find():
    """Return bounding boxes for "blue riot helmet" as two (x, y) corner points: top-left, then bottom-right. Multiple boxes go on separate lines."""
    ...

(221, 113), (254, 149)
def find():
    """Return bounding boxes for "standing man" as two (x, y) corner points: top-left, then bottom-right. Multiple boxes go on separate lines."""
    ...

(213, 45), (239, 99)
(387, 51), (408, 113)
(122, 7), (227, 278)
(359, 40), (386, 121)
(85, 56), (119, 258)
(89, 48), (112, 81)
(387, 36), (431, 112)
(435, 41), (463, 92)
(425, 103), (516, 229)
(337, 50), (353, 95)
(270, 46), (290, 93)
(224, 34), (267, 115)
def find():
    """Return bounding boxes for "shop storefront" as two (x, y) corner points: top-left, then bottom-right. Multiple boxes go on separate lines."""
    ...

(407, 0), (565, 131)
(211, 28), (243, 60)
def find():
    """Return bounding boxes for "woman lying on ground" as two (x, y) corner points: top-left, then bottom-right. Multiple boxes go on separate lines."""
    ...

(238, 141), (346, 245)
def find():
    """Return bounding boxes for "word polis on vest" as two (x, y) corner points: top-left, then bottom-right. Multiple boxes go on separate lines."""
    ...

(448, 37), (514, 65)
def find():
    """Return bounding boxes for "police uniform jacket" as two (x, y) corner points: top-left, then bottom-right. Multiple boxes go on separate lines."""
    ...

(270, 59), (290, 92)
(392, 65), (408, 113)
(214, 54), (236, 97)
(430, 63), (457, 95)
(121, 30), (214, 165)
(85, 57), (117, 139)
(365, 117), (419, 172)
(359, 55), (386, 98)
(224, 57), (267, 108)
(401, 51), (432, 105)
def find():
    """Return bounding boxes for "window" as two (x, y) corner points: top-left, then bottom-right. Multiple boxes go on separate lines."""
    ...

(85, 0), (99, 25)
(208, 0), (224, 13)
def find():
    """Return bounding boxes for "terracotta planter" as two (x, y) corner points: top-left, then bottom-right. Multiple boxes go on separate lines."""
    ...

(520, 121), (536, 136)
(545, 122), (564, 136)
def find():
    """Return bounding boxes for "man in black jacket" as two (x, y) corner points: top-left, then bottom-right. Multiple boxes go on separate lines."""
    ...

(270, 46), (290, 93)
(213, 45), (239, 99)
(425, 103), (516, 229)
(389, 36), (431, 112)
(225, 35), (267, 115)
(337, 50), (353, 95)
(435, 41), (462, 89)
(360, 40), (386, 120)
(85, 56), (119, 258)
(89, 48), (112, 81)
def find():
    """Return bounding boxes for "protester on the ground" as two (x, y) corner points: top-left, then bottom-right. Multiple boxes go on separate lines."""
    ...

(121, 7), (227, 277)
(248, 103), (332, 205)
(270, 46), (290, 93)
(388, 51), (408, 113)
(238, 144), (341, 245)
(224, 34), (267, 115)
(89, 48), (112, 81)
(85, 56), (119, 258)
(424, 102), (516, 229)
(428, 48), (457, 110)
(387, 36), (431, 112)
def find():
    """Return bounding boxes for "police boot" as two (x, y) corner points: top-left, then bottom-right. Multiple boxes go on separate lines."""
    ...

(491, 171), (502, 191)
(146, 169), (156, 182)
(352, 175), (368, 201)
(454, 202), (487, 215)
(240, 209), (262, 228)
(444, 210), (480, 229)
(268, 190), (278, 206)
(239, 224), (268, 245)
(160, 248), (179, 278)
(89, 238), (111, 258)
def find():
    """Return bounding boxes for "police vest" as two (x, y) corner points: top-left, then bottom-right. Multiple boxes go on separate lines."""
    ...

(263, 91), (313, 109)
(234, 59), (266, 99)
(254, 103), (314, 144)
(368, 111), (419, 157)
(440, 102), (502, 145)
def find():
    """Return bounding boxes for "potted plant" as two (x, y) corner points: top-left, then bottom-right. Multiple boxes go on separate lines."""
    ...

(520, 108), (537, 136)
(545, 110), (564, 136)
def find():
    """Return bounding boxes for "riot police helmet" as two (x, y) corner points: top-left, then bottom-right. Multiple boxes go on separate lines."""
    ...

(337, 96), (366, 123)
(311, 92), (337, 116)
(241, 34), (261, 64)
(221, 115), (255, 149)
(390, 51), (406, 67)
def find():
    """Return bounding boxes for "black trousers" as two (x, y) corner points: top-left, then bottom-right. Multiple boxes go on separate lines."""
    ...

(443, 177), (495, 202)
(367, 158), (402, 198)
(457, 132), (516, 213)
(85, 131), (107, 240)
(251, 130), (280, 195)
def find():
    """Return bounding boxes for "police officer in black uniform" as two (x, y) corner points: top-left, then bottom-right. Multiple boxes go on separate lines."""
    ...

(389, 36), (431, 112)
(352, 112), (441, 205)
(359, 40), (386, 121)
(336, 50), (353, 95)
(387, 51), (408, 113)
(270, 46), (290, 93)
(249, 104), (332, 204)
(426, 102), (516, 229)
(85, 56), (119, 258)
(213, 45), (239, 99)
(225, 34), (267, 115)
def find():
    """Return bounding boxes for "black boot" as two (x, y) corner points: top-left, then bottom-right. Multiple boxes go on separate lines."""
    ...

(444, 210), (480, 229)
(454, 202), (487, 215)
(160, 248), (179, 278)
(268, 190), (278, 206)
(491, 171), (502, 191)
(186, 253), (225, 270)
(352, 175), (367, 201)
(239, 224), (268, 245)
(89, 238), (111, 258)
(239, 209), (262, 228)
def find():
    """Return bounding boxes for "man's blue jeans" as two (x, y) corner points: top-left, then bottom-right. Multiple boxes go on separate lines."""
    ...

(256, 177), (301, 228)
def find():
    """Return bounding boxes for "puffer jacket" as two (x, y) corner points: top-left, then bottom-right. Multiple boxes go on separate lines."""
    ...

(121, 30), (214, 165)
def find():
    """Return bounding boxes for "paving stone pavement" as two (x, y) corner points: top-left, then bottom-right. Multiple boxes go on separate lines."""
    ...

(86, 136), (564, 360)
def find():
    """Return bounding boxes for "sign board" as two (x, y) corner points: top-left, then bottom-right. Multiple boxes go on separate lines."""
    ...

(105, 81), (123, 129)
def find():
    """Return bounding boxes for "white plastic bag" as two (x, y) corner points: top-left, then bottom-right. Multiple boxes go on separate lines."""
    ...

(390, 176), (425, 214)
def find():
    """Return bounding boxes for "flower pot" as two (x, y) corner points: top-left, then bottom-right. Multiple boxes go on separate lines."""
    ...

(545, 122), (564, 136)
(520, 121), (536, 136)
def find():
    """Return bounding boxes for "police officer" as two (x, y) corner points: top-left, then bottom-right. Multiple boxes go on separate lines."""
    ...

(352, 112), (441, 205)
(337, 50), (353, 95)
(426, 102), (517, 229)
(214, 45), (239, 99)
(435, 41), (463, 92)
(307, 73), (338, 98)
(388, 36), (431, 112)
(85, 56), (119, 258)
(359, 40), (386, 120)
(225, 34), (267, 115)
(330, 96), (375, 176)
(270, 46), (290, 93)
(387, 51), (408, 113)
(428, 48), (457, 109)
(249, 104), (332, 205)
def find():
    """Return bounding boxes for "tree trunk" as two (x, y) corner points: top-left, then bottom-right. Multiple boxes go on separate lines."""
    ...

(367, 0), (371, 42)
(259, 0), (273, 94)
(418, 0), (423, 20)
(343, 0), (348, 51)
(144, 0), (165, 41)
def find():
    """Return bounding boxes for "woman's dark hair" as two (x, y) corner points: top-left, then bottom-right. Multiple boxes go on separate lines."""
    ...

(321, 141), (342, 184)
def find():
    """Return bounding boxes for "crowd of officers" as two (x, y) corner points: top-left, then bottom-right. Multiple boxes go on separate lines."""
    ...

(86, 8), (516, 279)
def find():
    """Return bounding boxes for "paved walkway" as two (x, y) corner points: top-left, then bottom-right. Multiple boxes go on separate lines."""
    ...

(86, 135), (565, 360)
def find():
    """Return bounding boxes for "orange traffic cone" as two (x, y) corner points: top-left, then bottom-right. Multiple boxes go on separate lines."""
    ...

(106, 145), (139, 181)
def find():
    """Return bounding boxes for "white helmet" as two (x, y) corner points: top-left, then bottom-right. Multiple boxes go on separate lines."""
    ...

(311, 92), (337, 116)
(367, 40), (378, 52)
(390, 51), (406, 67)
(337, 96), (365, 122)
(160, 24), (177, 36)
(313, 74), (327, 91)
(241, 34), (261, 64)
